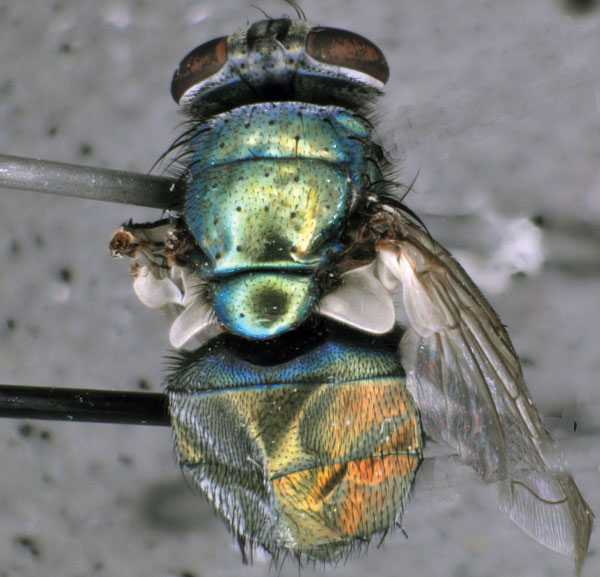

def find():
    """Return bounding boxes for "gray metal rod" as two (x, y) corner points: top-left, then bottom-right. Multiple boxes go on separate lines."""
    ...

(0, 154), (182, 209)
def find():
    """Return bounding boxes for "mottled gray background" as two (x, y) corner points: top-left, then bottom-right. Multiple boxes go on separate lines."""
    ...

(1, 1), (599, 576)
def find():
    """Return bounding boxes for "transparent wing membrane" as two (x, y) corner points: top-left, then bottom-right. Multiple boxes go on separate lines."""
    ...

(373, 210), (593, 574)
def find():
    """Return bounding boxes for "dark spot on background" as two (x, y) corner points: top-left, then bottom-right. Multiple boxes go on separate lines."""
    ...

(78, 143), (93, 157)
(14, 535), (42, 558)
(0, 79), (14, 98)
(519, 355), (534, 367)
(563, 0), (599, 13)
(531, 214), (546, 229)
(17, 424), (33, 438)
(6, 318), (16, 330)
(17, 423), (52, 441)
(118, 454), (133, 466)
(137, 480), (212, 533)
(137, 379), (151, 391)
(58, 267), (72, 283)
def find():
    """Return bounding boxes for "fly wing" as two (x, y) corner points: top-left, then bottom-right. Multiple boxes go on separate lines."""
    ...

(373, 207), (592, 574)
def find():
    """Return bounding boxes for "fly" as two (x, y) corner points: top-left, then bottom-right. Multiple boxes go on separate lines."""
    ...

(107, 16), (593, 571)
(0, 10), (594, 577)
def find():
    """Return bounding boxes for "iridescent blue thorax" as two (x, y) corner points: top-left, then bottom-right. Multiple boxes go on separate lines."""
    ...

(184, 101), (382, 338)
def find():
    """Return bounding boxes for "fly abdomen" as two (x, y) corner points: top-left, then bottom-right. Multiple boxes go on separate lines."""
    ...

(168, 330), (422, 560)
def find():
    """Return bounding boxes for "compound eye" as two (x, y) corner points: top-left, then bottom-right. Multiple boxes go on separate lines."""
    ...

(171, 36), (228, 104)
(306, 27), (389, 85)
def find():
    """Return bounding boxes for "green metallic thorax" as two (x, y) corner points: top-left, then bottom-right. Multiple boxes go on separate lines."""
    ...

(184, 102), (381, 339)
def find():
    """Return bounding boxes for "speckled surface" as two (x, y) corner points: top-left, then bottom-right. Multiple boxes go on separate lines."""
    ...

(1, 1), (599, 576)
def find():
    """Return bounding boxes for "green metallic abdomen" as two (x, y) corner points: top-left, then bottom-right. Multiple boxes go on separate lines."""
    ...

(184, 102), (381, 339)
(167, 333), (423, 559)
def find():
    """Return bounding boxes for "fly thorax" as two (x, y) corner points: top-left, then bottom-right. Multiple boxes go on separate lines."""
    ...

(184, 102), (377, 339)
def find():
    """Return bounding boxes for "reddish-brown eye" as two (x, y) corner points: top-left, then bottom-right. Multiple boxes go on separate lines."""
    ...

(306, 27), (389, 84)
(171, 36), (228, 104)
